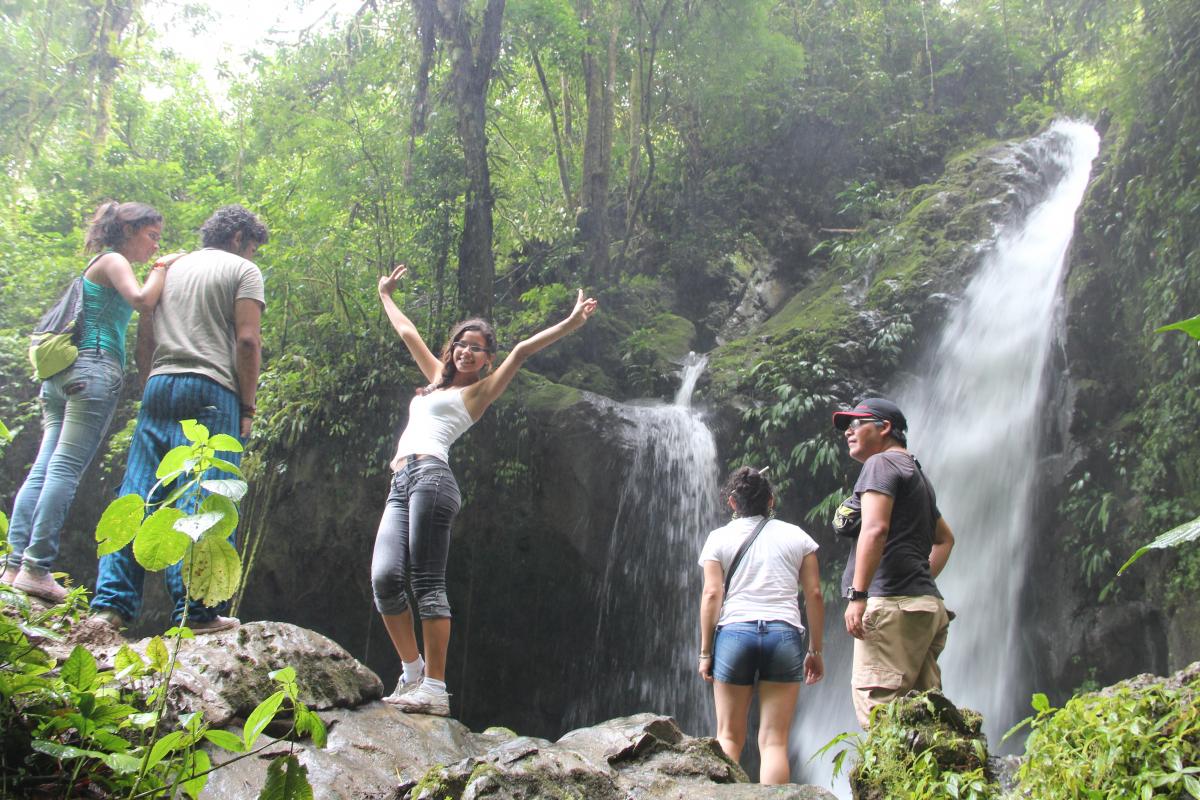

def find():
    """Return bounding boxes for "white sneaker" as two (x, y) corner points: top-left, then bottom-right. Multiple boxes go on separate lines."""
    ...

(188, 615), (240, 634)
(383, 674), (424, 705)
(393, 682), (451, 716)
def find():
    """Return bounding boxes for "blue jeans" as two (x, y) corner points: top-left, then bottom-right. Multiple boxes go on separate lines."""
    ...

(712, 621), (806, 685)
(7, 351), (123, 573)
(91, 373), (242, 625)
(371, 458), (461, 618)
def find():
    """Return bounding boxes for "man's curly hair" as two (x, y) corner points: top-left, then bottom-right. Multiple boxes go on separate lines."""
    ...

(200, 205), (269, 250)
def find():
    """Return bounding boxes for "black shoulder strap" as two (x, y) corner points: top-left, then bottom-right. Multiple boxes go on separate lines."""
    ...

(724, 516), (771, 596)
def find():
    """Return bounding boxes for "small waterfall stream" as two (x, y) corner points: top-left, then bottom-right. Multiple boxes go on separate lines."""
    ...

(565, 353), (722, 737)
(790, 121), (1100, 795)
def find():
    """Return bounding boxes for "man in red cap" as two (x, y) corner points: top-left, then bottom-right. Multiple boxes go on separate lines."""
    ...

(833, 397), (955, 727)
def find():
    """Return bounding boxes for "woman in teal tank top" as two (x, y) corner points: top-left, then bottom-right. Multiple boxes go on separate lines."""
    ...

(3, 201), (182, 603)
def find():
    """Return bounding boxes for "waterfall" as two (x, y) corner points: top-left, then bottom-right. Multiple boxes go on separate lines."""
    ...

(791, 121), (1100, 795)
(564, 353), (722, 738)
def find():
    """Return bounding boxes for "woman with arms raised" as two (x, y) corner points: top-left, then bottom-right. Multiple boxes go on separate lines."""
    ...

(373, 264), (598, 716)
(698, 466), (826, 784)
(3, 201), (180, 602)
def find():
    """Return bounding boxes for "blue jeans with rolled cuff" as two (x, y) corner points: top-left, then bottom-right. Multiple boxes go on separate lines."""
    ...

(7, 351), (124, 574)
(371, 457), (461, 619)
(91, 373), (242, 625)
(712, 620), (807, 685)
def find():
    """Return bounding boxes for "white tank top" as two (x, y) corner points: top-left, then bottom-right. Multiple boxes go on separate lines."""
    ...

(390, 388), (476, 468)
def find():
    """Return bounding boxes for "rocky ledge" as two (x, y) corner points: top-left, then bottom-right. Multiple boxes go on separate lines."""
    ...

(56, 620), (835, 800)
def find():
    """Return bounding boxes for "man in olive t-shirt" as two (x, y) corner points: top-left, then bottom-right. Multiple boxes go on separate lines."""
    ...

(833, 397), (956, 727)
(91, 205), (267, 634)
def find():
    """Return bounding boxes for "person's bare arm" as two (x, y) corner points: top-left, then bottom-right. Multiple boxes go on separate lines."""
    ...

(93, 251), (183, 314)
(234, 298), (263, 439)
(930, 517), (954, 577)
(378, 265), (442, 383)
(845, 490), (892, 639)
(698, 560), (725, 682)
(799, 552), (825, 684)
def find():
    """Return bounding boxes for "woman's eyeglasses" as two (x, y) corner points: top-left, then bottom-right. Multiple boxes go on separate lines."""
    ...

(452, 341), (491, 354)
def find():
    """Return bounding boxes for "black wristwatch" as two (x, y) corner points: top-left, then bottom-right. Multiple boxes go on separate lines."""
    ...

(844, 587), (868, 601)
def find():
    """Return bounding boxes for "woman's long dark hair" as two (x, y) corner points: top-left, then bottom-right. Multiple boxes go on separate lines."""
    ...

(419, 317), (497, 394)
(725, 466), (773, 517)
(84, 201), (163, 253)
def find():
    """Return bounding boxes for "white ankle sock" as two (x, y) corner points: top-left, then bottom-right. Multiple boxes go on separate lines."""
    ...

(402, 657), (425, 684)
(423, 677), (447, 694)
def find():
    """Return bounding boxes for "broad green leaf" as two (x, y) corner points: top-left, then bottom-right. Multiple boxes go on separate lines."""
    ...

(146, 729), (186, 769)
(1031, 692), (1050, 713)
(243, 690), (285, 750)
(257, 754), (314, 800)
(129, 712), (159, 729)
(197, 493), (238, 541)
(295, 706), (327, 748)
(270, 666), (297, 685)
(182, 535), (242, 606)
(1119, 515), (1200, 574)
(209, 456), (244, 479)
(96, 494), (145, 556)
(60, 646), (98, 691)
(182, 748), (212, 800)
(114, 644), (146, 673)
(156, 445), (198, 480)
(134, 507), (189, 571)
(181, 419), (210, 443)
(146, 636), (171, 672)
(31, 740), (96, 760)
(1, 510), (7, 538)
(208, 433), (244, 453)
(174, 511), (226, 542)
(201, 479), (249, 502)
(103, 751), (142, 774)
(163, 625), (196, 640)
(204, 728), (246, 752)
(1156, 314), (1200, 340)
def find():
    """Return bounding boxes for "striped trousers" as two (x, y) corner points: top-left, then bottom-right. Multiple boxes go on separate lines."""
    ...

(91, 373), (242, 625)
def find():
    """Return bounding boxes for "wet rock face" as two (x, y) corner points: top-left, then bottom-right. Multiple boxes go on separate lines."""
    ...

(203, 711), (838, 800)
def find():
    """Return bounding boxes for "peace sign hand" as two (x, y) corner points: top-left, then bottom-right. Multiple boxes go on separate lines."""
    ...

(379, 264), (408, 297)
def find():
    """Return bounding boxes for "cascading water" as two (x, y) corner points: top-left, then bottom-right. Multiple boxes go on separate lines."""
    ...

(790, 121), (1100, 795)
(564, 353), (722, 738)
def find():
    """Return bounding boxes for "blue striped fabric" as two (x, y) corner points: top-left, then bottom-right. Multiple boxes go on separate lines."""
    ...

(92, 373), (243, 624)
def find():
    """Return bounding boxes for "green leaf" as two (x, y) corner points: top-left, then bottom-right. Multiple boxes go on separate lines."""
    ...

(156, 445), (198, 480)
(208, 433), (244, 453)
(209, 456), (244, 479)
(60, 645), (98, 691)
(1, 510), (8, 538)
(1031, 692), (1051, 713)
(1119, 515), (1200, 574)
(146, 636), (171, 672)
(181, 419), (210, 443)
(182, 748), (212, 799)
(182, 535), (242, 606)
(201, 479), (249, 502)
(204, 728), (246, 752)
(96, 494), (145, 556)
(31, 740), (96, 761)
(257, 754), (314, 800)
(197, 493), (238, 541)
(295, 706), (327, 748)
(114, 644), (146, 673)
(243, 690), (286, 750)
(134, 507), (189, 571)
(103, 751), (142, 774)
(1155, 314), (1200, 340)
(174, 511), (226, 542)
(146, 729), (186, 769)
(270, 666), (297, 685)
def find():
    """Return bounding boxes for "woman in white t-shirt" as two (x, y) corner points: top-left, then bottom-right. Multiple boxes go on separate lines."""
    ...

(697, 466), (825, 784)
(372, 264), (597, 717)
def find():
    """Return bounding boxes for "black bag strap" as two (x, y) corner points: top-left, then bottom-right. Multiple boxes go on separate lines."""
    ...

(724, 516), (771, 597)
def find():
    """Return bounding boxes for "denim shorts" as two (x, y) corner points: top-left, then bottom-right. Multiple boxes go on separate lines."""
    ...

(712, 620), (806, 685)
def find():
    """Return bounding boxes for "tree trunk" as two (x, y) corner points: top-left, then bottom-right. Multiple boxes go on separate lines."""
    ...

(579, 0), (617, 280)
(88, 0), (137, 159)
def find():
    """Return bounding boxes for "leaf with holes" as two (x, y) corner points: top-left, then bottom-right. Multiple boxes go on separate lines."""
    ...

(96, 494), (145, 556)
(182, 535), (241, 606)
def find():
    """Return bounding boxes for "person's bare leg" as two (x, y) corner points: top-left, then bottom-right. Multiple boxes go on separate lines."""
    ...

(421, 617), (451, 681)
(757, 680), (801, 784)
(713, 681), (755, 763)
(381, 611), (421, 662)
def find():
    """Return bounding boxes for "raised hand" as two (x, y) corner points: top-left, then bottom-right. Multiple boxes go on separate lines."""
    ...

(379, 264), (408, 297)
(568, 289), (599, 327)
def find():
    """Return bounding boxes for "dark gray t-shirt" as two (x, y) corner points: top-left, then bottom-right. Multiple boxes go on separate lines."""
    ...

(840, 449), (942, 598)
